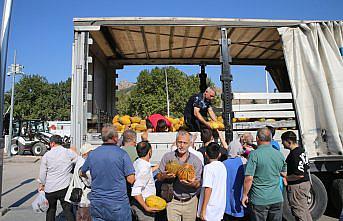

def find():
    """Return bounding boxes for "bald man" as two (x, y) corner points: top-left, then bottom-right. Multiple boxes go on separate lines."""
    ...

(242, 128), (287, 221)
(184, 87), (217, 131)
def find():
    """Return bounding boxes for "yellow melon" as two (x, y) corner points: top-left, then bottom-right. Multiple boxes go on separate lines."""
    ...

(113, 122), (123, 131)
(259, 118), (266, 122)
(172, 118), (180, 125)
(218, 122), (225, 130)
(210, 122), (220, 129)
(112, 115), (120, 124)
(130, 116), (141, 124)
(177, 163), (195, 181)
(145, 195), (167, 210)
(174, 123), (181, 131)
(119, 115), (131, 125)
(135, 124), (147, 131)
(238, 117), (249, 122)
(165, 161), (181, 175)
(130, 123), (138, 130)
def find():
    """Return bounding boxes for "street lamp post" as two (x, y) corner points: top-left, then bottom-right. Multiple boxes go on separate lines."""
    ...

(7, 50), (24, 156)
(164, 67), (170, 117)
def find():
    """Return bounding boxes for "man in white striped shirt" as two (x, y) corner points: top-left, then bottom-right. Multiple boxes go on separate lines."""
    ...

(38, 135), (77, 221)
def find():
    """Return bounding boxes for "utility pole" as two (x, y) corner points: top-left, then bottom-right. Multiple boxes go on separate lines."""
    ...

(164, 67), (170, 117)
(0, 0), (14, 208)
(7, 50), (23, 156)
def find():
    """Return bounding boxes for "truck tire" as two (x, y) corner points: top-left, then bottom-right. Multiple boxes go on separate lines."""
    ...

(330, 179), (343, 212)
(32, 142), (47, 156)
(283, 174), (327, 221)
(10, 144), (19, 155)
(309, 174), (328, 220)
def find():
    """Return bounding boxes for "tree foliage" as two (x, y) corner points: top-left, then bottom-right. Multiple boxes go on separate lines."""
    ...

(117, 67), (219, 117)
(4, 75), (71, 120)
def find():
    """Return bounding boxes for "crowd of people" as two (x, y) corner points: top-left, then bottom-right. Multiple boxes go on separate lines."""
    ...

(37, 88), (312, 221)
(37, 124), (312, 221)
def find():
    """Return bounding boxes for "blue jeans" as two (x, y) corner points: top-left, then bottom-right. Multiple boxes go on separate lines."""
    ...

(90, 201), (131, 221)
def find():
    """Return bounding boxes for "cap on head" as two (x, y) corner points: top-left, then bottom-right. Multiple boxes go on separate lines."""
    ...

(80, 143), (94, 155)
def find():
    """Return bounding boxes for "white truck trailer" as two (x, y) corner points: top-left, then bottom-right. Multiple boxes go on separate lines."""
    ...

(70, 17), (343, 220)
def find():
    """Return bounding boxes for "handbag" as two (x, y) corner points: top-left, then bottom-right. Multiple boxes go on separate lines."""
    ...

(69, 174), (90, 203)
(69, 187), (83, 203)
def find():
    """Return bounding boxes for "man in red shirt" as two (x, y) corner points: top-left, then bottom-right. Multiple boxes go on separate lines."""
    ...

(147, 114), (172, 132)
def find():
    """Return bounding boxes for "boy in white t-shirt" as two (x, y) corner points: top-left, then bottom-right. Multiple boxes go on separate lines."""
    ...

(197, 142), (227, 221)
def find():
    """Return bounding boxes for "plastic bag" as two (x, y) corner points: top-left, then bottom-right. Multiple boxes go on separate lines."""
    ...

(32, 191), (49, 213)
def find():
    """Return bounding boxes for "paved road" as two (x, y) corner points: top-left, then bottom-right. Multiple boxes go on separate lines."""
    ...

(1, 155), (65, 220)
(0, 155), (339, 220)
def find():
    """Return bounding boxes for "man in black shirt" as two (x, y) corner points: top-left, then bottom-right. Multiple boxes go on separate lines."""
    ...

(184, 87), (216, 131)
(281, 131), (312, 221)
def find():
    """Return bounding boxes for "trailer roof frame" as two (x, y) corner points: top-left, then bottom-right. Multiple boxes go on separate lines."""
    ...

(73, 17), (327, 66)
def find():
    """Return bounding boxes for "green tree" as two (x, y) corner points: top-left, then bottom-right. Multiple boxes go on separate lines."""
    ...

(4, 75), (71, 120)
(118, 67), (219, 117)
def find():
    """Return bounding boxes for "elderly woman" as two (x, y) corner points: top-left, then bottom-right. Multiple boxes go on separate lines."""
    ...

(65, 143), (94, 221)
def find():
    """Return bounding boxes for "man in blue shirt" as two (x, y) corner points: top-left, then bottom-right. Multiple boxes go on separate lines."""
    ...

(81, 124), (135, 221)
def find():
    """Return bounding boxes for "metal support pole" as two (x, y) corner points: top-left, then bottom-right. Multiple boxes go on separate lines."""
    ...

(265, 69), (270, 104)
(219, 28), (233, 143)
(199, 64), (207, 93)
(7, 50), (16, 156)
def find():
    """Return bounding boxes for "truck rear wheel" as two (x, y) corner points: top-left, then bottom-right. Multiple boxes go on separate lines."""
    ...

(32, 142), (47, 156)
(308, 174), (328, 219)
(283, 174), (327, 220)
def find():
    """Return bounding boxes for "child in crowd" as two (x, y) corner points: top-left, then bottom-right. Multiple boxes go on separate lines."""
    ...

(197, 142), (227, 221)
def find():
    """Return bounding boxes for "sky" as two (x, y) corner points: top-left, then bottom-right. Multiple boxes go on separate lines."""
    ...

(2, 0), (343, 92)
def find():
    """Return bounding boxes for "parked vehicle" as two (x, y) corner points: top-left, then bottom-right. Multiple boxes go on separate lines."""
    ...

(9, 119), (71, 156)
(10, 120), (51, 156)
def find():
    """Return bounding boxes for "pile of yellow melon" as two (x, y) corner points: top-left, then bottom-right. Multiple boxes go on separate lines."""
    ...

(112, 115), (147, 132)
(112, 115), (226, 132)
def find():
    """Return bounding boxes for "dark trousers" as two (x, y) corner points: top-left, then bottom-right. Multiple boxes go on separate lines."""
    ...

(250, 202), (283, 221)
(185, 117), (205, 132)
(45, 187), (75, 221)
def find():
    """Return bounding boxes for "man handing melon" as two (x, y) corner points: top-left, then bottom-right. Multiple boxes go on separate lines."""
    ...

(184, 87), (219, 131)
(157, 131), (203, 221)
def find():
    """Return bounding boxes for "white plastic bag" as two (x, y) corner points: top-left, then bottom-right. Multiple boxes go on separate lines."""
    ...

(32, 191), (49, 213)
